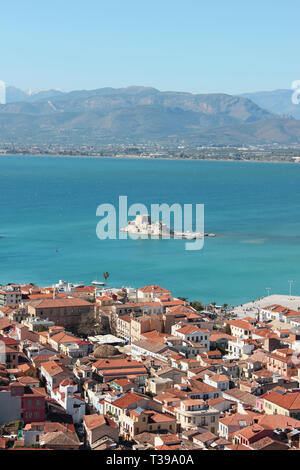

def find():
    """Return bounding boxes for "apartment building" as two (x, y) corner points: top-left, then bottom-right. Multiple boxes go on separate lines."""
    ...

(0, 383), (45, 425)
(266, 348), (298, 378)
(259, 305), (300, 324)
(121, 407), (176, 440)
(27, 297), (93, 328)
(263, 390), (300, 419)
(0, 286), (22, 307)
(92, 357), (148, 383)
(130, 315), (164, 342)
(225, 319), (256, 339)
(172, 323), (210, 352)
(83, 414), (119, 449)
(137, 285), (171, 301)
(103, 392), (162, 423)
(174, 399), (219, 433)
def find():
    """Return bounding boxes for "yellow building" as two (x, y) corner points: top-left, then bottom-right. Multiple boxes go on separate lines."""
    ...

(121, 408), (176, 440)
(263, 390), (300, 419)
(175, 399), (219, 434)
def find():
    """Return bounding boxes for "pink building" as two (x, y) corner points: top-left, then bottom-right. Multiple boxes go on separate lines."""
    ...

(0, 383), (45, 425)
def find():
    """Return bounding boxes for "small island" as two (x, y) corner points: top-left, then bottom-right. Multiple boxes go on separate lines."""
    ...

(120, 214), (216, 239)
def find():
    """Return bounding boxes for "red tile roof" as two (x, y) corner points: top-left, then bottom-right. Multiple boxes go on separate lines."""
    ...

(264, 391), (300, 410)
(29, 297), (92, 309)
(83, 414), (117, 430)
(138, 285), (170, 293)
(107, 392), (145, 409)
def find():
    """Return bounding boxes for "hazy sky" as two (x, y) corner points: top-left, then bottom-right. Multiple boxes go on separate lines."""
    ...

(1, 0), (300, 94)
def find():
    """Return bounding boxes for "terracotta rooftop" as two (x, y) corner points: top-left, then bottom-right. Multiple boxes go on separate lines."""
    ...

(138, 285), (170, 293)
(28, 297), (91, 309)
(40, 360), (64, 376)
(264, 391), (300, 410)
(83, 414), (117, 430)
(106, 392), (146, 409)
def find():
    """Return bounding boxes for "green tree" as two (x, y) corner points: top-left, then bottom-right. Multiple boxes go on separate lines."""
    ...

(103, 272), (109, 282)
(74, 313), (105, 337)
(190, 301), (204, 312)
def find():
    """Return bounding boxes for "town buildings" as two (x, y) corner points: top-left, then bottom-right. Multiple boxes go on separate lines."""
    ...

(1, 282), (300, 451)
(27, 297), (93, 328)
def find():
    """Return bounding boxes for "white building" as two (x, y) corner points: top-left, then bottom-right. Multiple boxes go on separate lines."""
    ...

(204, 373), (230, 391)
(258, 305), (300, 324)
(51, 379), (86, 424)
(172, 323), (210, 352)
(226, 338), (255, 359)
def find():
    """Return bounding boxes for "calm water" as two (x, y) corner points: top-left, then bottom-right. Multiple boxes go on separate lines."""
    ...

(0, 156), (300, 306)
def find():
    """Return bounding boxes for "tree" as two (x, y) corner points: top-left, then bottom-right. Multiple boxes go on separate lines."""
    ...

(74, 313), (106, 337)
(190, 301), (204, 312)
(34, 324), (48, 333)
(103, 272), (109, 282)
(224, 324), (231, 335)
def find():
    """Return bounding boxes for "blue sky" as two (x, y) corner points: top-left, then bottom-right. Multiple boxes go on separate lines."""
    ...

(1, 0), (300, 94)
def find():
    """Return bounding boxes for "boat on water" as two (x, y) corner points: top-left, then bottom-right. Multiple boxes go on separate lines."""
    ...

(91, 280), (106, 286)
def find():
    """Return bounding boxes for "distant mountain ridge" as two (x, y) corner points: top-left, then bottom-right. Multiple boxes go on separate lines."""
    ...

(6, 86), (64, 103)
(240, 89), (300, 119)
(1, 85), (300, 145)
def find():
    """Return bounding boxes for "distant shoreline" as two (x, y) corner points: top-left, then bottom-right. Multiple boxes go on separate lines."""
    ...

(0, 153), (298, 164)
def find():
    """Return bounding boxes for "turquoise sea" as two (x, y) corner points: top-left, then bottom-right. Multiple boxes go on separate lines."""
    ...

(1, 156), (300, 306)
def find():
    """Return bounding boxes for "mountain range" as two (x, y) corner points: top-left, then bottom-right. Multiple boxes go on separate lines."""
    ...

(240, 89), (300, 120)
(1, 85), (300, 146)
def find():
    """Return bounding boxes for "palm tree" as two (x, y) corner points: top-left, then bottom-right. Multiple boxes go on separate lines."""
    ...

(103, 271), (109, 282)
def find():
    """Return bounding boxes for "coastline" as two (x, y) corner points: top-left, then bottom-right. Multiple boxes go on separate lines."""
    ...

(0, 153), (298, 164)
